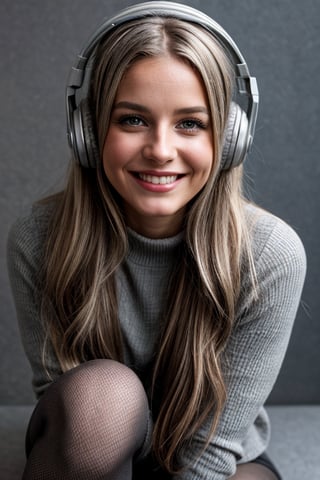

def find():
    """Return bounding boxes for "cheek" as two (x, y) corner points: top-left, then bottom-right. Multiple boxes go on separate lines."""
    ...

(102, 144), (113, 180)
(102, 134), (123, 178)
(189, 143), (214, 178)
(189, 129), (213, 160)
(102, 131), (138, 171)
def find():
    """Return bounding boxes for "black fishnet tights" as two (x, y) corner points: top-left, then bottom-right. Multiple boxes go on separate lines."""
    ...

(22, 359), (150, 480)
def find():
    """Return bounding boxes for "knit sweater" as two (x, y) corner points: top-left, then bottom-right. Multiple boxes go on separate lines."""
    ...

(7, 202), (306, 479)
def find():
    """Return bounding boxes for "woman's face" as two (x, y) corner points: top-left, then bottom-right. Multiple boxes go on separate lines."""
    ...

(102, 55), (214, 238)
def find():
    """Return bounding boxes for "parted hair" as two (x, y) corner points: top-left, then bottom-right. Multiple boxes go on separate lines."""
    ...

(41, 17), (256, 474)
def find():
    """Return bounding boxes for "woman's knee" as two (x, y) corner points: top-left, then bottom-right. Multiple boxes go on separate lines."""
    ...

(230, 462), (278, 480)
(50, 359), (148, 418)
(27, 359), (149, 460)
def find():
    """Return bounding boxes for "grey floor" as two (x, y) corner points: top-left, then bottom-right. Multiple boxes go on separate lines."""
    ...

(266, 405), (320, 479)
(0, 405), (319, 479)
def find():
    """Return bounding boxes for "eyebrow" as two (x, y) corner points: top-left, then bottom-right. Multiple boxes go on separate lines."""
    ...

(113, 101), (209, 115)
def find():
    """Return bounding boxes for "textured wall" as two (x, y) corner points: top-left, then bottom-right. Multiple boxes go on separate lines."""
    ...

(1, 0), (319, 404)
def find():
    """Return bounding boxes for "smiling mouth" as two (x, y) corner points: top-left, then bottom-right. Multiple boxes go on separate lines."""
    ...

(133, 172), (184, 185)
(139, 173), (177, 185)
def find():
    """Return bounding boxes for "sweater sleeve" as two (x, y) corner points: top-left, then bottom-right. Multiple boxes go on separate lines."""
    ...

(6, 205), (62, 398)
(175, 213), (307, 479)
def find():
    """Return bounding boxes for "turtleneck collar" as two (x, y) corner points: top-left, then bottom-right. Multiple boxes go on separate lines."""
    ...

(126, 227), (184, 268)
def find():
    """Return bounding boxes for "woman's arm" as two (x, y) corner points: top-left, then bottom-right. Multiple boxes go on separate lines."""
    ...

(175, 212), (307, 479)
(7, 204), (62, 398)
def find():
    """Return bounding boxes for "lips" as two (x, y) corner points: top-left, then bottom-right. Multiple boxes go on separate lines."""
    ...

(138, 173), (178, 185)
(129, 171), (185, 192)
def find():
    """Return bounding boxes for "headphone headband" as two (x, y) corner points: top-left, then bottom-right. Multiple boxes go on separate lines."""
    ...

(66, 1), (259, 169)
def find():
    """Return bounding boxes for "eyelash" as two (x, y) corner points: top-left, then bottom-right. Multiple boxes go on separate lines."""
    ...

(178, 118), (207, 131)
(118, 115), (146, 127)
(117, 115), (208, 132)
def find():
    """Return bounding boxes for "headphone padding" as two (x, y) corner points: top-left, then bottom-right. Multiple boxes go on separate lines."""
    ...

(78, 99), (100, 168)
(221, 101), (249, 170)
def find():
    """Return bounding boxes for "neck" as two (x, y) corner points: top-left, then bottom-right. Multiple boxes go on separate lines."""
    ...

(124, 211), (185, 239)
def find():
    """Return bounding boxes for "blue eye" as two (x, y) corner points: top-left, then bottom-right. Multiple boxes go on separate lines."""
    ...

(119, 115), (146, 127)
(178, 119), (207, 131)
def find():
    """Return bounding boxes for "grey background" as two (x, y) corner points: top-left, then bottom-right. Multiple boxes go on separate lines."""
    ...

(0, 0), (319, 406)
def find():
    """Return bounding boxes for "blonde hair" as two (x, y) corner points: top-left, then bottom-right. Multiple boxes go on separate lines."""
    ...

(41, 17), (255, 474)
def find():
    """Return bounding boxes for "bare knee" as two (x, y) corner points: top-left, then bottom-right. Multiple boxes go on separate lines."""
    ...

(230, 462), (278, 480)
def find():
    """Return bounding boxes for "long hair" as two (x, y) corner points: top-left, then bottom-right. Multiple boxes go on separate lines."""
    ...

(41, 17), (256, 473)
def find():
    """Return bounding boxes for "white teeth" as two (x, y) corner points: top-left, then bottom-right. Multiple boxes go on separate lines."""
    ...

(139, 173), (178, 184)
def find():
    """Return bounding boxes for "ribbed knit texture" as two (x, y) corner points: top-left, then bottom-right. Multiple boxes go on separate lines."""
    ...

(6, 202), (306, 479)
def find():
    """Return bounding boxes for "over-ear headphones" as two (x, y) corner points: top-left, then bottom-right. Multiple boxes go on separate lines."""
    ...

(66, 1), (259, 170)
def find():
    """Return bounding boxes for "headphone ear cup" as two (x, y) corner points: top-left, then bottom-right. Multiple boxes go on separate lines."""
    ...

(72, 99), (100, 168)
(80, 99), (100, 168)
(221, 101), (249, 170)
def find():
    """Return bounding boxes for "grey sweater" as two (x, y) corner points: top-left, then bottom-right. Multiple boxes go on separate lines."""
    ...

(7, 202), (306, 479)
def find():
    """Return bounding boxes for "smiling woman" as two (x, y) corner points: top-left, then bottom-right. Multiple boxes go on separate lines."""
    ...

(103, 55), (213, 237)
(6, 2), (306, 480)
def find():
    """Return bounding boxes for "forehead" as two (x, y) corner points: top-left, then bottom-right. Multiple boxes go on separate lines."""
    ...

(114, 55), (209, 105)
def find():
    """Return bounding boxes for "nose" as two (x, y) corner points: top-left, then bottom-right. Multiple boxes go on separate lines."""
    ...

(142, 125), (177, 164)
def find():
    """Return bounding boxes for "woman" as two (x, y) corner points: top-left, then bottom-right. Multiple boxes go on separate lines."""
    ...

(7, 2), (306, 479)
